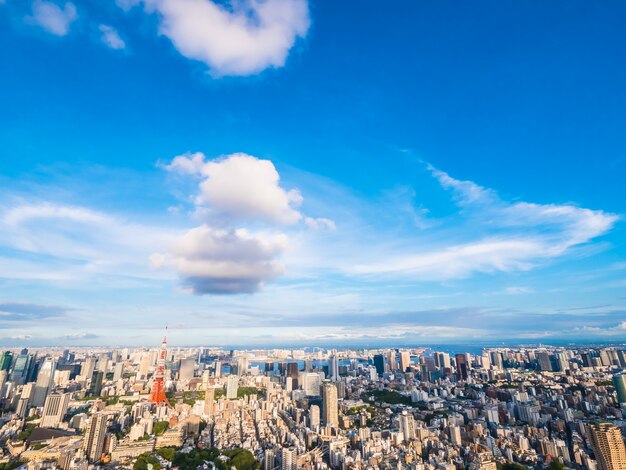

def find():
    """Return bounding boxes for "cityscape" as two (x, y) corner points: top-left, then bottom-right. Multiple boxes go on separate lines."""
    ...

(2, 0), (626, 469)
(1, 340), (626, 469)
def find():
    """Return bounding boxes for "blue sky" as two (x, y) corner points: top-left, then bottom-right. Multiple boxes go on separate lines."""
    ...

(1, 0), (626, 347)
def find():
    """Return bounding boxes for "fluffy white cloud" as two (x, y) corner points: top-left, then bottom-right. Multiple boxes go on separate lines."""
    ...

(167, 152), (303, 225)
(151, 225), (287, 294)
(140, 0), (309, 76)
(29, 0), (77, 36)
(99, 24), (126, 50)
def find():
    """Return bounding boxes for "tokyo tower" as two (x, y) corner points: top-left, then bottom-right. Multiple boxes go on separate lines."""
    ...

(149, 335), (171, 407)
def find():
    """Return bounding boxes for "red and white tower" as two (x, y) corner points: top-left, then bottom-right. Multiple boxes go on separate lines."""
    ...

(149, 335), (170, 407)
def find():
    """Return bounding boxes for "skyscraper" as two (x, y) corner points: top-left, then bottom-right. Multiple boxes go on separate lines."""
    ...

(399, 351), (411, 372)
(41, 392), (70, 428)
(81, 357), (97, 380)
(179, 358), (195, 381)
(455, 354), (469, 381)
(399, 410), (416, 441)
(373, 354), (385, 375)
(329, 355), (339, 381)
(32, 357), (56, 407)
(89, 370), (104, 397)
(309, 405), (320, 428)
(387, 350), (397, 371)
(204, 386), (215, 416)
(226, 375), (239, 399)
(0, 351), (13, 371)
(613, 374), (626, 404)
(11, 351), (33, 385)
(302, 372), (321, 396)
(323, 382), (338, 427)
(589, 422), (626, 470)
(84, 412), (107, 462)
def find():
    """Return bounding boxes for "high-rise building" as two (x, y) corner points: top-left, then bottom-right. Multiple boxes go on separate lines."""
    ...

(329, 355), (339, 381)
(204, 386), (215, 416)
(112, 362), (124, 381)
(281, 447), (297, 470)
(0, 370), (7, 399)
(89, 370), (104, 397)
(84, 412), (107, 462)
(0, 351), (13, 371)
(387, 350), (397, 371)
(214, 360), (221, 378)
(399, 351), (411, 372)
(179, 358), (195, 381)
(614, 374), (626, 404)
(455, 354), (469, 381)
(16, 383), (34, 418)
(236, 357), (249, 376)
(263, 449), (275, 470)
(226, 375), (239, 399)
(32, 357), (56, 407)
(11, 351), (34, 384)
(589, 422), (626, 470)
(536, 352), (553, 372)
(323, 382), (338, 427)
(309, 405), (320, 428)
(399, 410), (416, 441)
(41, 392), (70, 428)
(81, 357), (97, 380)
(434, 352), (451, 369)
(449, 425), (462, 446)
(373, 354), (385, 375)
(301, 372), (321, 397)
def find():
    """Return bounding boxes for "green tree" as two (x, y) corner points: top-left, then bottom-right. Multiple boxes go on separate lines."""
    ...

(133, 453), (160, 470)
(156, 447), (176, 461)
(152, 421), (169, 436)
(546, 461), (565, 470)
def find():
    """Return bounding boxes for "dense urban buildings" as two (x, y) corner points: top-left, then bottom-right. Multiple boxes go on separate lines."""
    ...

(1, 340), (626, 469)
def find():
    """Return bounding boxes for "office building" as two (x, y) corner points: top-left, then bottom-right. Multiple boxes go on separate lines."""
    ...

(32, 357), (56, 407)
(373, 354), (385, 375)
(323, 382), (338, 427)
(455, 354), (469, 381)
(399, 351), (411, 372)
(204, 386), (215, 416)
(41, 392), (70, 428)
(613, 374), (626, 404)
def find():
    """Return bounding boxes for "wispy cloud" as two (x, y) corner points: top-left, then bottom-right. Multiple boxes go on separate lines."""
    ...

(341, 164), (618, 281)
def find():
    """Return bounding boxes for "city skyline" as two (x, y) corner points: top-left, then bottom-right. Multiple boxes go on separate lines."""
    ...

(1, 0), (626, 346)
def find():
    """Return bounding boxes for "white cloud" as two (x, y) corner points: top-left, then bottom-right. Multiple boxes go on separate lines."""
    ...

(304, 217), (336, 231)
(166, 152), (303, 225)
(151, 225), (287, 294)
(29, 0), (77, 36)
(140, 0), (309, 76)
(340, 165), (618, 281)
(0, 202), (177, 282)
(99, 24), (126, 50)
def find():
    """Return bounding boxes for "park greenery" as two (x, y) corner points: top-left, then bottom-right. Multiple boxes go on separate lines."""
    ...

(133, 447), (259, 470)
(363, 389), (413, 406)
